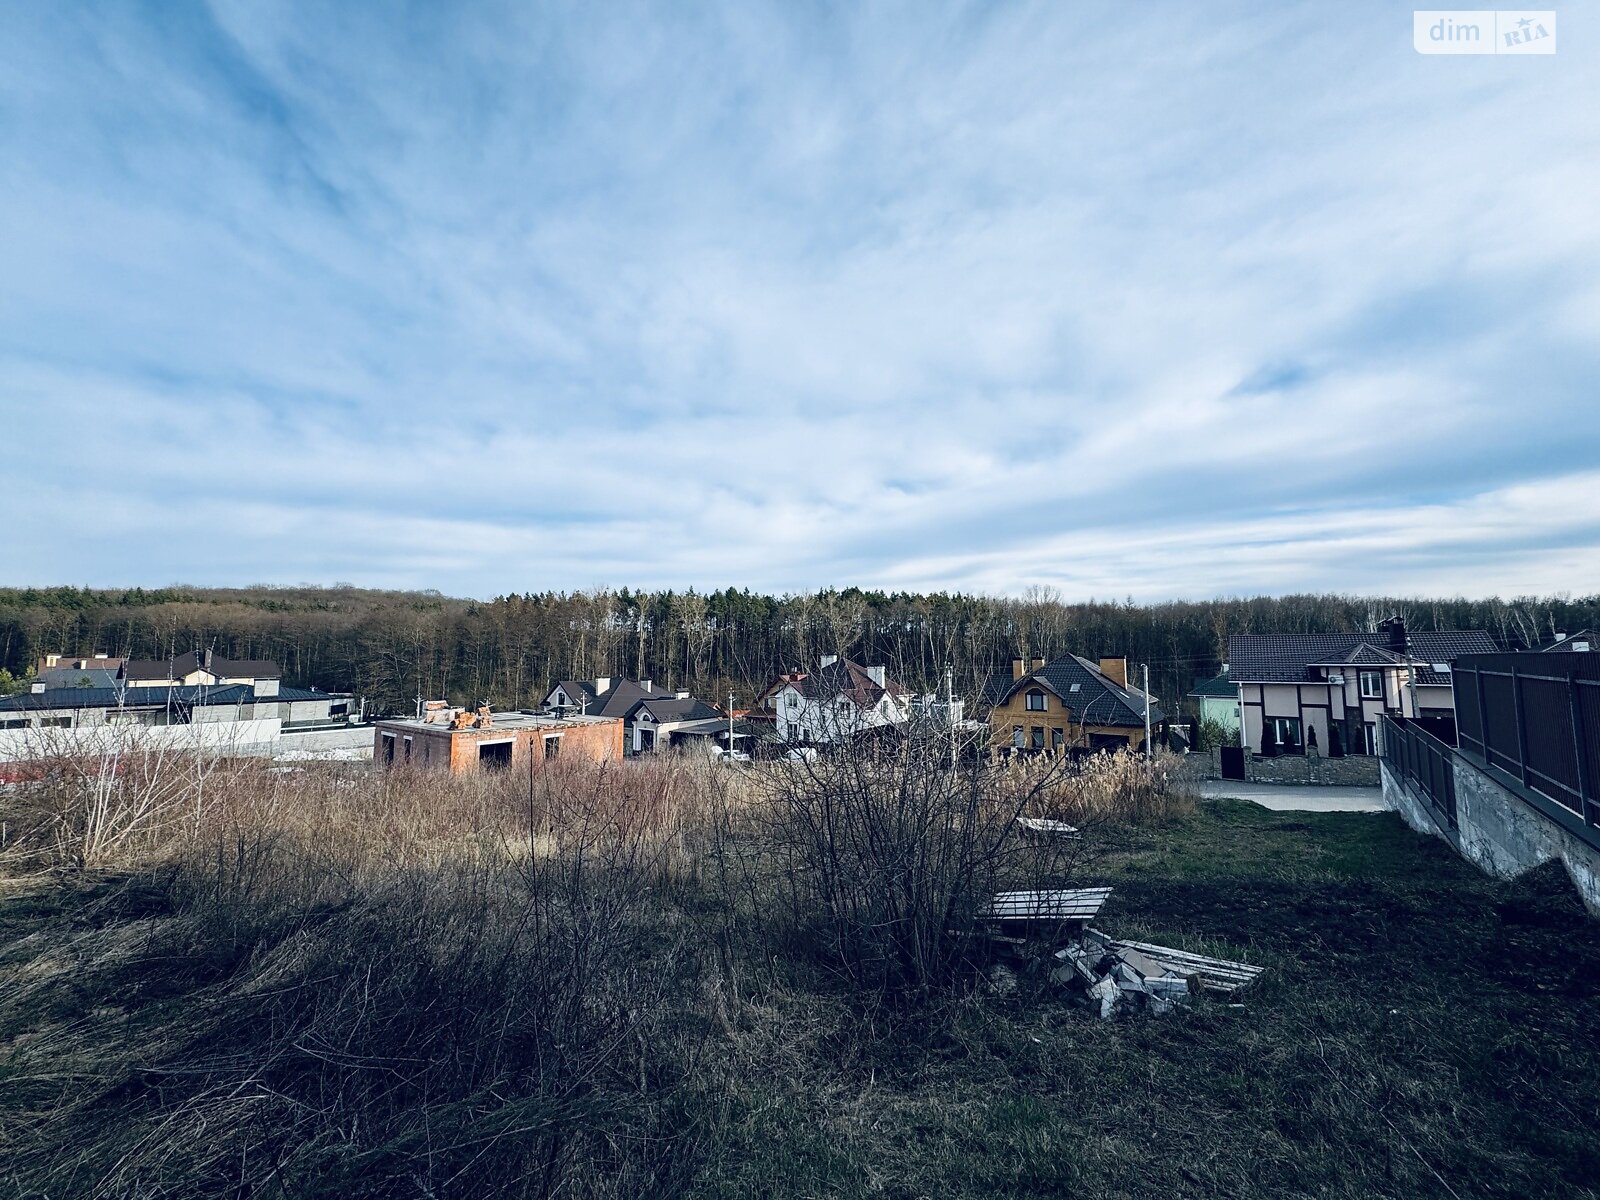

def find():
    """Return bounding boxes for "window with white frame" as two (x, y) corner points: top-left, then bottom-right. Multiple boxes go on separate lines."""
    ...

(1025, 689), (1047, 711)
(1359, 671), (1383, 699)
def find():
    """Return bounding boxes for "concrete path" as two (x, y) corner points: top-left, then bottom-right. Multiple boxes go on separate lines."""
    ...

(1195, 780), (1388, 813)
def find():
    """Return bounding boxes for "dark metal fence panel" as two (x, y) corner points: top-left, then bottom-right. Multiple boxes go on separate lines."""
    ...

(1450, 652), (1600, 843)
(1382, 715), (1457, 829)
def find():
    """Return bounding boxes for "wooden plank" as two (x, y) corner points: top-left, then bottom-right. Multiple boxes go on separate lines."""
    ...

(1108, 938), (1264, 995)
(979, 888), (1111, 923)
(1016, 816), (1081, 838)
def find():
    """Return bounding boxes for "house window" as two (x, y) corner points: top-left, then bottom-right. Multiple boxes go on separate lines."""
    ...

(381, 733), (396, 764)
(1025, 689), (1047, 712)
(543, 735), (561, 760)
(1030, 726), (1045, 750)
(0, 717), (26, 730)
(1362, 723), (1376, 755)
(786, 693), (799, 710)
(1359, 671), (1382, 700)
(1267, 717), (1302, 752)
(1051, 727), (1065, 751)
(1012, 725), (1024, 749)
(403, 736), (413, 763)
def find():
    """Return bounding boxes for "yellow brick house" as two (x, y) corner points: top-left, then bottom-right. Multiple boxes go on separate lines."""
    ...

(982, 654), (1162, 755)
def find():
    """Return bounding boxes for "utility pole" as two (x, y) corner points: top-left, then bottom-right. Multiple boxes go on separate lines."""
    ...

(728, 690), (735, 759)
(945, 664), (957, 768)
(1142, 663), (1152, 759)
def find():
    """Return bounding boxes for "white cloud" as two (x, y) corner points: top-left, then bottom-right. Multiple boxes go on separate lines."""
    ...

(1, 2), (1597, 598)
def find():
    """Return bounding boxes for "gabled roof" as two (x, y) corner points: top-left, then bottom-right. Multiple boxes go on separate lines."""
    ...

(1311, 644), (1405, 667)
(122, 651), (280, 682)
(1188, 674), (1238, 700)
(982, 655), (1164, 729)
(1228, 630), (1498, 685)
(1543, 630), (1597, 652)
(783, 659), (909, 710)
(0, 682), (336, 713)
(547, 678), (669, 719)
(634, 696), (722, 723)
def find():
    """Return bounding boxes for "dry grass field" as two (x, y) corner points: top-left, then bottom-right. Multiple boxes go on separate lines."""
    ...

(1, 747), (1596, 1198)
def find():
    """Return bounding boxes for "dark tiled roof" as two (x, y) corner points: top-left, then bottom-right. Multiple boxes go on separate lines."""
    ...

(983, 655), (1164, 728)
(1228, 630), (1498, 685)
(1543, 630), (1598, 652)
(0, 682), (338, 713)
(636, 696), (722, 722)
(123, 651), (280, 681)
(1188, 674), (1238, 700)
(548, 679), (670, 719)
(794, 659), (910, 709)
(1312, 644), (1404, 667)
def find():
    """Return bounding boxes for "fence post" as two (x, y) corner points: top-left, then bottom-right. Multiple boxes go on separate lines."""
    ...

(1510, 660), (1530, 786)
(1570, 670), (1595, 828)
(1474, 663), (1490, 763)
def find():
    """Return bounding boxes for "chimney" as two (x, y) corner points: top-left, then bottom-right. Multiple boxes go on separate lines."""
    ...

(254, 677), (279, 698)
(820, 655), (838, 669)
(867, 665), (886, 687)
(1099, 657), (1128, 688)
(1011, 656), (1027, 680)
(1030, 657), (1045, 673)
(1380, 617), (1408, 656)
(641, 679), (653, 692)
(676, 691), (690, 700)
(593, 677), (611, 694)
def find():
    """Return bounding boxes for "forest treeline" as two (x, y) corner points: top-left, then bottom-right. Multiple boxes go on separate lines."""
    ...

(1, 584), (1594, 717)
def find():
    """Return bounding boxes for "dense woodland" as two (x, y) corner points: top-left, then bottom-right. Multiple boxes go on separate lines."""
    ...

(1, 585), (1594, 717)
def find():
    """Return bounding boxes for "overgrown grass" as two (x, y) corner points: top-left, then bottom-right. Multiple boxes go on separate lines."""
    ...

(1, 760), (1597, 1197)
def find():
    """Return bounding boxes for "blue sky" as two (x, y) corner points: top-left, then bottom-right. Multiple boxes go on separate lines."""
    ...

(3, 1), (1597, 599)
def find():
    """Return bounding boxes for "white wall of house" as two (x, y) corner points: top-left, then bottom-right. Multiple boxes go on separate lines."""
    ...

(773, 682), (906, 743)
(0, 716), (284, 762)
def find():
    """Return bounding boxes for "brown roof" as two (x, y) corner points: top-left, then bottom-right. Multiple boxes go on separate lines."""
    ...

(122, 650), (280, 681)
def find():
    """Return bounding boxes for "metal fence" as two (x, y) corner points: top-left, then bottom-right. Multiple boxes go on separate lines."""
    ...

(1451, 652), (1600, 841)
(1381, 715), (1457, 829)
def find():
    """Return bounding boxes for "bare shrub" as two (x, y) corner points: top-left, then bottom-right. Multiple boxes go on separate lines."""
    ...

(730, 733), (1085, 1001)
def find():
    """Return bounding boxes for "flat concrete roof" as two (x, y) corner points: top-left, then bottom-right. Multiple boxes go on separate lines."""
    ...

(375, 711), (619, 735)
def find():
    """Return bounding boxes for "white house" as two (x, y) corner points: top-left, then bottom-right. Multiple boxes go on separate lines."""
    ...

(761, 656), (911, 744)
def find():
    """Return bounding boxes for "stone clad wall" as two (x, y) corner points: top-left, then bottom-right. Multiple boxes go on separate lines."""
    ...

(1172, 747), (1379, 786)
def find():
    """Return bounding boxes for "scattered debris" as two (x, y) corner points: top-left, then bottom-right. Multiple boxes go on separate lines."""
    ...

(1016, 816), (1081, 839)
(979, 885), (1265, 1018)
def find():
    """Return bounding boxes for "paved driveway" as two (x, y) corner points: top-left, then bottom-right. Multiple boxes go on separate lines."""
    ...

(1194, 779), (1387, 813)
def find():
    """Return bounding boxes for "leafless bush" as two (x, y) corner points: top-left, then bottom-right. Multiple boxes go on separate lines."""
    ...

(728, 733), (1085, 1001)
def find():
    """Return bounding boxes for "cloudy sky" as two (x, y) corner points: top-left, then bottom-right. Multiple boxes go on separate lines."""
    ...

(3, 2), (1597, 600)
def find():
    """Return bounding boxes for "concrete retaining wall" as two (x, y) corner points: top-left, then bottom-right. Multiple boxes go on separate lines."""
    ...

(1382, 754), (1600, 915)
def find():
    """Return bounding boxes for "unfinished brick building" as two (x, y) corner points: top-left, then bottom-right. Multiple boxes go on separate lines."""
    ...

(372, 705), (624, 774)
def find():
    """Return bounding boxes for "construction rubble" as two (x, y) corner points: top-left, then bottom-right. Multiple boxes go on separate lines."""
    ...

(978, 887), (1265, 1018)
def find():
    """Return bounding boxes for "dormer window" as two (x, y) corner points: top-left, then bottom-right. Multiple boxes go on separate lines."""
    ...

(1025, 689), (1047, 712)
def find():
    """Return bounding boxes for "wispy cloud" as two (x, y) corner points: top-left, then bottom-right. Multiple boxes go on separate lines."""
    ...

(2, 1), (1597, 598)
